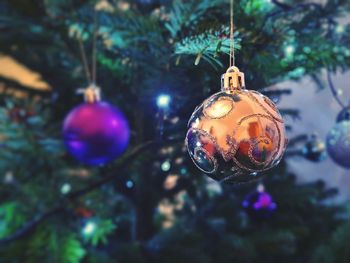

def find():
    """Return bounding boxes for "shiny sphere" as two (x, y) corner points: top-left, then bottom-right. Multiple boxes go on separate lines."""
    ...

(63, 102), (130, 165)
(326, 121), (350, 168)
(336, 106), (350, 123)
(185, 90), (287, 184)
(242, 190), (277, 219)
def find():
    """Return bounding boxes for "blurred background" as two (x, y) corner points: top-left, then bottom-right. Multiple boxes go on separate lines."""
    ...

(0, 0), (350, 262)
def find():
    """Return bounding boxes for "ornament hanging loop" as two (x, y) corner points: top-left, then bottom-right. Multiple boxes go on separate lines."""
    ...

(221, 66), (245, 93)
(77, 84), (101, 103)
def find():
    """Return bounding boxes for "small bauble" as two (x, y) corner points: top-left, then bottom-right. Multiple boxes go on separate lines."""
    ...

(336, 105), (350, 123)
(242, 185), (276, 219)
(302, 135), (327, 162)
(326, 121), (350, 168)
(63, 86), (129, 165)
(186, 67), (287, 184)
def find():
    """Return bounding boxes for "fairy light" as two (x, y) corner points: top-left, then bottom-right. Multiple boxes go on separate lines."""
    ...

(82, 221), (96, 236)
(125, 180), (134, 189)
(285, 45), (295, 57)
(157, 94), (171, 109)
(161, 160), (171, 172)
(336, 25), (345, 34)
(61, 183), (71, 194)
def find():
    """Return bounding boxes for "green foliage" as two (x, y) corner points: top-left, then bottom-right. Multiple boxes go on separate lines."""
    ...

(0, 202), (26, 239)
(174, 28), (240, 67)
(26, 227), (86, 263)
(165, 0), (224, 38)
(0, 0), (350, 262)
(311, 223), (350, 263)
(83, 219), (117, 246)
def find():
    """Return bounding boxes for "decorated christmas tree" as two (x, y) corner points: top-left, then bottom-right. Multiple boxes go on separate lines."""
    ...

(1, 0), (350, 262)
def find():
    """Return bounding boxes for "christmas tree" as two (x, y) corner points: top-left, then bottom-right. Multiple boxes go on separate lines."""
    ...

(1, 0), (350, 262)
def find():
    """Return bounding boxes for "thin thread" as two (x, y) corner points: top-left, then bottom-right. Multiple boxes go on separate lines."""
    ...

(78, 38), (92, 83)
(327, 70), (346, 109)
(230, 0), (235, 67)
(92, 11), (98, 84)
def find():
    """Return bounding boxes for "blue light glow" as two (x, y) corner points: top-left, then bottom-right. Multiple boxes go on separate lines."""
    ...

(126, 180), (134, 189)
(157, 94), (171, 108)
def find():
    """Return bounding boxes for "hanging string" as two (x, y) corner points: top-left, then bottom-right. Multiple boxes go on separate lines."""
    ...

(326, 70), (346, 109)
(78, 37), (92, 84)
(77, 10), (98, 86)
(92, 11), (98, 85)
(229, 0), (235, 67)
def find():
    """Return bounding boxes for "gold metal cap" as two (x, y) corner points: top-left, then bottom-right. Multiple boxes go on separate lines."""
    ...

(221, 66), (245, 93)
(77, 84), (101, 103)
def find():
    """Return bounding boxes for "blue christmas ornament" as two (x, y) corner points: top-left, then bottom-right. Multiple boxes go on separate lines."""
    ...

(326, 121), (350, 168)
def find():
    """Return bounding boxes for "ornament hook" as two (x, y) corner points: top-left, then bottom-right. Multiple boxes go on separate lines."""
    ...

(221, 66), (245, 93)
(77, 84), (101, 103)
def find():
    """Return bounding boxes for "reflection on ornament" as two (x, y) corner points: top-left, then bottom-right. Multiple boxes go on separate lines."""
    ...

(186, 67), (287, 184)
(203, 96), (233, 118)
(326, 121), (350, 168)
(63, 85), (130, 165)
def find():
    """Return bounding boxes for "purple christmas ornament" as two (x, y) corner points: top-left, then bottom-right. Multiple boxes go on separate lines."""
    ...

(63, 87), (129, 165)
(242, 185), (276, 219)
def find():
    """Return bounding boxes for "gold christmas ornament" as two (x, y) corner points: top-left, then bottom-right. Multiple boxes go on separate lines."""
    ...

(185, 66), (287, 184)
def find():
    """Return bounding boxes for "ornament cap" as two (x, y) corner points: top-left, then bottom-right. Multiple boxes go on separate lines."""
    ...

(77, 84), (101, 103)
(221, 66), (245, 93)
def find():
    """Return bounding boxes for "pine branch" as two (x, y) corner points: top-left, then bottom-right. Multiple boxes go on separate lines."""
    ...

(0, 206), (64, 245)
(67, 138), (182, 199)
(263, 0), (324, 28)
(0, 137), (183, 245)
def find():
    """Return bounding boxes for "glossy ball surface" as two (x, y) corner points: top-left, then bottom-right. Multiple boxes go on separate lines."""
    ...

(242, 190), (277, 219)
(326, 121), (350, 168)
(63, 102), (130, 165)
(186, 90), (287, 184)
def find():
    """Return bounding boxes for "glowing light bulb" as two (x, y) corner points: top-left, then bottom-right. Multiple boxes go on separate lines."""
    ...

(126, 180), (134, 189)
(336, 25), (345, 34)
(61, 183), (71, 194)
(161, 160), (171, 172)
(82, 221), (96, 235)
(257, 184), (265, 193)
(157, 94), (171, 108)
(285, 45), (295, 56)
